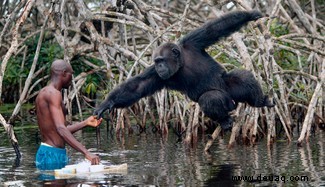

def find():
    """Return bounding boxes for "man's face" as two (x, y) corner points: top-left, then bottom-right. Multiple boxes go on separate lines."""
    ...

(62, 66), (74, 88)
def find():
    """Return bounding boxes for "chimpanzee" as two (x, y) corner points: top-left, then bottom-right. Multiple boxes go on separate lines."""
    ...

(94, 10), (274, 130)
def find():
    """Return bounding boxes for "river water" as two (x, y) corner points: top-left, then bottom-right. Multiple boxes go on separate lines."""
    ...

(0, 122), (324, 186)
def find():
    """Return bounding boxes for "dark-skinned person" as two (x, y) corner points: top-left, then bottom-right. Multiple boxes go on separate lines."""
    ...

(35, 59), (102, 171)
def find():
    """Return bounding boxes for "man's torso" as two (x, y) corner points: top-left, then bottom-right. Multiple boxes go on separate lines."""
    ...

(36, 86), (66, 148)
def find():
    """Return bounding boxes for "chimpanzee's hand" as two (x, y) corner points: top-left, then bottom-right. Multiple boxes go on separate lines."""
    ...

(93, 100), (114, 119)
(249, 10), (263, 20)
(93, 108), (106, 119)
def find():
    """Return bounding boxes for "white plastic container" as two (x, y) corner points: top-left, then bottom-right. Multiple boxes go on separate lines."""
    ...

(54, 169), (62, 176)
(63, 165), (77, 174)
(75, 162), (91, 173)
(62, 167), (75, 174)
(89, 165), (105, 172)
(64, 164), (77, 169)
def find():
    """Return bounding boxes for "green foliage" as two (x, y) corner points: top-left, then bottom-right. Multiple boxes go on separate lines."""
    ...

(269, 17), (313, 104)
(273, 44), (308, 71)
(84, 76), (99, 97)
(288, 82), (312, 104)
(216, 53), (241, 67)
(125, 60), (136, 70)
(269, 18), (289, 37)
(270, 19), (310, 71)
(4, 58), (27, 85)
(2, 33), (64, 103)
(170, 90), (185, 99)
(39, 41), (64, 63)
(274, 50), (299, 70)
(0, 103), (15, 115)
(71, 57), (105, 98)
(24, 33), (64, 64)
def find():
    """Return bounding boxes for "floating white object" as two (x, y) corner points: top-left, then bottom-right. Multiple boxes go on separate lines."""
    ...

(89, 164), (105, 172)
(75, 162), (91, 173)
(54, 163), (128, 179)
(63, 167), (76, 174)
(64, 164), (77, 169)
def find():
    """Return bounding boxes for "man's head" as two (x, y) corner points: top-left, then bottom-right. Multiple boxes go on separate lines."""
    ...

(50, 59), (74, 89)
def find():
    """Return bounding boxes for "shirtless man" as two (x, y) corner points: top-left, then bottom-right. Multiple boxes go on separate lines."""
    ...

(35, 59), (102, 170)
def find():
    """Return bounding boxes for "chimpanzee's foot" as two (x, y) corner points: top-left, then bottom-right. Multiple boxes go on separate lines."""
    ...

(219, 117), (233, 131)
(264, 96), (275, 107)
(251, 95), (275, 108)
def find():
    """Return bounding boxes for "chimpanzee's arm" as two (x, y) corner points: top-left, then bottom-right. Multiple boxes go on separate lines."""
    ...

(179, 10), (262, 50)
(94, 66), (164, 117)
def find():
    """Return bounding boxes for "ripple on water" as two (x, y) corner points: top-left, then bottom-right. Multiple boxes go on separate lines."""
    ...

(0, 128), (324, 186)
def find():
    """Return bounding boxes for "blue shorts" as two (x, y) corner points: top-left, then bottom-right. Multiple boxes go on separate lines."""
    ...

(35, 143), (69, 170)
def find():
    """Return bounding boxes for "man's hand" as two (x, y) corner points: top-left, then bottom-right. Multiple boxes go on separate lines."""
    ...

(85, 153), (100, 165)
(86, 115), (103, 127)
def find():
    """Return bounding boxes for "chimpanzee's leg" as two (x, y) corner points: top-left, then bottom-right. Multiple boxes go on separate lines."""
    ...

(198, 90), (237, 130)
(223, 69), (274, 107)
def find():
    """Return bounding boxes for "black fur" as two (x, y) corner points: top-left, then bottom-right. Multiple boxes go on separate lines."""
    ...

(94, 10), (274, 130)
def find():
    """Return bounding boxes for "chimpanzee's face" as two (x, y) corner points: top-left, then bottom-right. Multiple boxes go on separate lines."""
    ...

(153, 43), (182, 80)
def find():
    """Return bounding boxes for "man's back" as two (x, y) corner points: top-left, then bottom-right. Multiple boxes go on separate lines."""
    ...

(36, 85), (65, 148)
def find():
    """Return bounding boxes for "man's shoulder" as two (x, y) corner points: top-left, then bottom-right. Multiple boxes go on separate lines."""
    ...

(42, 86), (60, 93)
(38, 86), (61, 99)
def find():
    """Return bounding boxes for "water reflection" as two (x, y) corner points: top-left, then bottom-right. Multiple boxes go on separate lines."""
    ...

(0, 126), (324, 186)
(204, 164), (239, 187)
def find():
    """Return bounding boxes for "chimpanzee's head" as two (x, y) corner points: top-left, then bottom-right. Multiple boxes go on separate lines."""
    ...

(153, 43), (183, 80)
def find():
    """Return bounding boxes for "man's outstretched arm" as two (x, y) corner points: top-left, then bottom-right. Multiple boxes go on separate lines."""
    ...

(67, 116), (102, 134)
(49, 92), (100, 164)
